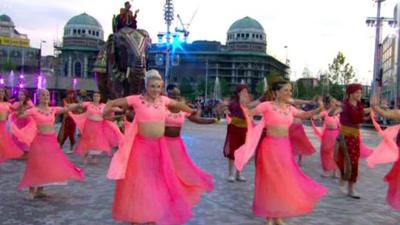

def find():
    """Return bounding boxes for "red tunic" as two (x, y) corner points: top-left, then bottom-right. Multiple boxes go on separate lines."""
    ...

(57, 98), (77, 146)
(337, 99), (364, 182)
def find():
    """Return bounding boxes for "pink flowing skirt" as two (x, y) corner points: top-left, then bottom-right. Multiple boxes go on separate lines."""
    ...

(289, 123), (315, 156)
(0, 121), (23, 162)
(74, 120), (117, 156)
(165, 136), (214, 206)
(11, 116), (31, 152)
(320, 129), (339, 172)
(360, 143), (373, 159)
(253, 136), (328, 218)
(18, 133), (84, 190)
(112, 135), (192, 225)
(385, 157), (400, 211)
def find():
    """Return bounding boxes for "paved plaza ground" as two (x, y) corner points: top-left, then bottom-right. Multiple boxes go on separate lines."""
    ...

(1, 121), (400, 225)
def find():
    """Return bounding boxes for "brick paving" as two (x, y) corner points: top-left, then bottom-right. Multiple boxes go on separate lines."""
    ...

(0, 122), (399, 225)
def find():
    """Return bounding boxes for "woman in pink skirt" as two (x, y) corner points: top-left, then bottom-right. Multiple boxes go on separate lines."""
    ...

(318, 97), (340, 178)
(10, 89), (34, 154)
(367, 97), (400, 210)
(236, 81), (328, 225)
(104, 70), (196, 225)
(12, 89), (84, 200)
(0, 87), (23, 163)
(69, 92), (122, 164)
(165, 84), (215, 206)
(289, 117), (316, 166)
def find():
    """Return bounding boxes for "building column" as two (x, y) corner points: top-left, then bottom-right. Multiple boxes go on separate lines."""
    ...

(68, 56), (72, 77)
(231, 63), (235, 84)
(84, 56), (88, 78)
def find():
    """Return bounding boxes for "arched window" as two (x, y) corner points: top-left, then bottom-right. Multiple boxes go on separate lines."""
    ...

(64, 62), (68, 77)
(74, 61), (82, 77)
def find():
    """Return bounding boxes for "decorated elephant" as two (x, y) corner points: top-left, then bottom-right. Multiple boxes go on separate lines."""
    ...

(93, 27), (151, 101)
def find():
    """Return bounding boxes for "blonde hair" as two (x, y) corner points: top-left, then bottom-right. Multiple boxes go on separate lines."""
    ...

(144, 69), (163, 87)
(38, 88), (49, 96)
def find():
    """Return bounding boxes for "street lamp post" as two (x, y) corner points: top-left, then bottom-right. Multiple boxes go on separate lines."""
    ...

(163, 0), (174, 91)
(366, 0), (396, 97)
(38, 40), (46, 74)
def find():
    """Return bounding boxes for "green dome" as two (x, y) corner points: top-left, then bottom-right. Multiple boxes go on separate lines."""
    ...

(66, 13), (102, 29)
(0, 14), (12, 23)
(228, 16), (264, 32)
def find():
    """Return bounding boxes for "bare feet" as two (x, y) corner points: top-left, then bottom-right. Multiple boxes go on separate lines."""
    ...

(236, 174), (247, 182)
(227, 175), (235, 182)
(348, 189), (361, 199)
(35, 187), (48, 198)
(274, 218), (286, 225)
(320, 172), (330, 178)
(26, 188), (36, 200)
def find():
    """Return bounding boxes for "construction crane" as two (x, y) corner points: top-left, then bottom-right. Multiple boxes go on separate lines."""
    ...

(175, 7), (198, 42)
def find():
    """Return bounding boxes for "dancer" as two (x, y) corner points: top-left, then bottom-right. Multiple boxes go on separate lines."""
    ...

(368, 96), (400, 210)
(236, 80), (328, 225)
(0, 87), (23, 163)
(58, 90), (77, 154)
(223, 84), (249, 182)
(289, 117), (316, 166)
(10, 89), (34, 154)
(12, 89), (84, 200)
(317, 97), (340, 178)
(330, 83), (370, 199)
(104, 70), (195, 225)
(69, 92), (123, 164)
(165, 84), (215, 206)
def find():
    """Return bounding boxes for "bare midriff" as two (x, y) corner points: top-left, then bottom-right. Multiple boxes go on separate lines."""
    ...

(326, 125), (338, 130)
(164, 126), (181, 137)
(0, 112), (7, 121)
(266, 126), (289, 137)
(88, 115), (103, 122)
(37, 125), (55, 134)
(138, 122), (165, 138)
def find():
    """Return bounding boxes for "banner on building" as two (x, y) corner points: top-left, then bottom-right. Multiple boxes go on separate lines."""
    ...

(0, 37), (30, 48)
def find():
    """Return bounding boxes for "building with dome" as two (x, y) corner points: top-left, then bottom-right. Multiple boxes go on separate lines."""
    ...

(0, 14), (40, 74)
(55, 12), (105, 78)
(147, 16), (288, 96)
(0, 13), (103, 102)
(226, 16), (266, 53)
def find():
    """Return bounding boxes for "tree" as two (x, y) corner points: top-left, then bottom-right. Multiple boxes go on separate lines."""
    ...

(179, 78), (195, 100)
(219, 77), (230, 97)
(329, 83), (344, 100)
(256, 79), (266, 97)
(328, 52), (355, 86)
(301, 67), (313, 78)
(3, 59), (15, 72)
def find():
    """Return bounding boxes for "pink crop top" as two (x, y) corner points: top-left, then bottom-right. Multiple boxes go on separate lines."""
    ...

(126, 95), (171, 123)
(165, 110), (190, 127)
(82, 102), (105, 117)
(26, 107), (64, 126)
(320, 111), (339, 128)
(256, 101), (299, 128)
(0, 102), (11, 113)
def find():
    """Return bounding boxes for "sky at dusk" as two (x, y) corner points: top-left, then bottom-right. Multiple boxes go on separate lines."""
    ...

(1, 0), (399, 83)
